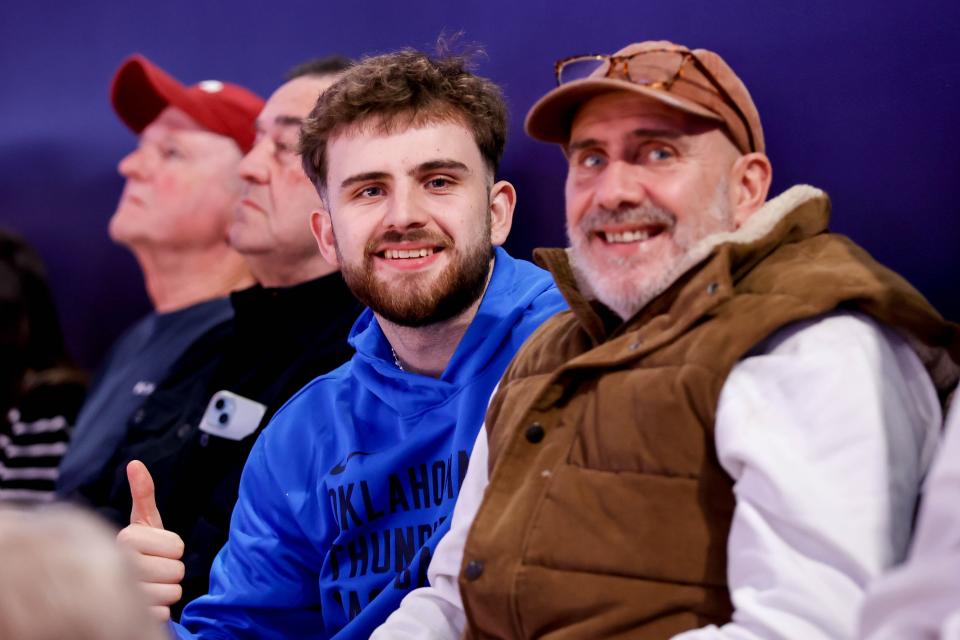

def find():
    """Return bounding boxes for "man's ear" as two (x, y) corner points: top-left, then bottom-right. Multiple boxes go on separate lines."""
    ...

(488, 180), (517, 247)
(310, 208), (340, 267)
(729, 152), (773, 228)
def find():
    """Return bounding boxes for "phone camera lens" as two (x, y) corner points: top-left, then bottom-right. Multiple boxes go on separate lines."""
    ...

(215, 398), (225, 410)
(218, 413), (229, 425)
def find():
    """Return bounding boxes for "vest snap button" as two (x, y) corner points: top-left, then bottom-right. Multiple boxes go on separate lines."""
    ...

(525, 423), (545, 443)
(464, 559), (484, 581)
(706, 282), (719, 295)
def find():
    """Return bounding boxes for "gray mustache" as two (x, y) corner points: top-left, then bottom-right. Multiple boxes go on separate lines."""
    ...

(578, 205), (676, 233)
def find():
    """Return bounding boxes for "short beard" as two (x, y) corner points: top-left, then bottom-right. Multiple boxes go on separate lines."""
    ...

(568, 182), (733, 320)
(337, 219), (494, 328)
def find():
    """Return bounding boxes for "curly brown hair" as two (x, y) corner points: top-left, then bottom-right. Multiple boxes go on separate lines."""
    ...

(298, 49), (507, 198)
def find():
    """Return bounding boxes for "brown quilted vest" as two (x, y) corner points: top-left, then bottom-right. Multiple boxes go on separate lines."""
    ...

(459, 187), (960, 639)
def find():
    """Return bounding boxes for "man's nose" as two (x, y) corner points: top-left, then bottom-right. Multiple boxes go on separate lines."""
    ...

(595, 160), (646, 212)
(238, 140), (270, 184)
(382, 185), (430, 230)
(117, 148), (151, 180)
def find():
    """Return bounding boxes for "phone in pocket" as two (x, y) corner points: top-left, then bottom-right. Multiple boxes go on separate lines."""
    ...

(199, 390), (267, 441)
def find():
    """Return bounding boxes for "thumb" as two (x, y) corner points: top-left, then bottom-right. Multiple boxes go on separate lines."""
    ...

(127, 460), (164, 529)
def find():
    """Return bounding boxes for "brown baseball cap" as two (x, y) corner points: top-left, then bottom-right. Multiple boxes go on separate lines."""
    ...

(525, 40), (764, 155)
(110, 54), (264, 153)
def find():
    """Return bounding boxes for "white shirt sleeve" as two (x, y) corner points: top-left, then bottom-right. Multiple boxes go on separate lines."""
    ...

(675, 311), (941, 640)
(370, 426), (488, 639)
(859, 399), (960, 639)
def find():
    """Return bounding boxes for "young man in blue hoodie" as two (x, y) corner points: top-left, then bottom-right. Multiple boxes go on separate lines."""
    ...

(117, 49), (567, 639)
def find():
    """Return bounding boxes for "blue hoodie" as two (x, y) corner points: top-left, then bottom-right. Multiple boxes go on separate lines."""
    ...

(173, 248), (567, 639)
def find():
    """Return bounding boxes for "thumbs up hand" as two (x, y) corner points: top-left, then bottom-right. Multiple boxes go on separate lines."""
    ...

(116, 460), (186, 621)
(128, 458), (166, 528)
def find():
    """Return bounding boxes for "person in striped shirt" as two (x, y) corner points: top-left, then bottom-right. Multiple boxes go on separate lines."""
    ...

(0, 229), (86, 502)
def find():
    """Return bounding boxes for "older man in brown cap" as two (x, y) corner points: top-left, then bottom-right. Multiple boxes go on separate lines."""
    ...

(373, 40), (960, 639)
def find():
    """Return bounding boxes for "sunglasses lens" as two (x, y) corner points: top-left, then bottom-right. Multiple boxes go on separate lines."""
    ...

(558, 57), (606, 84)
(558, 51), (688, 87)
(625, 51), (685, 84)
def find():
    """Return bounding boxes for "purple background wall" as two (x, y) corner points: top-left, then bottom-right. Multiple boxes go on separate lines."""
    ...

(2, 1), (958, 370)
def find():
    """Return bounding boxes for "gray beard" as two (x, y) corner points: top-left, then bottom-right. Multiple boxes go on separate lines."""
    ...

(568, 245), (704, 320)
(567, 183), (733, 321)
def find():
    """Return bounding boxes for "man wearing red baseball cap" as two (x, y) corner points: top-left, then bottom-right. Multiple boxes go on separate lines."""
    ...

(373, 40), (960, 639)
(78, 56), (365, 618)
(57, 56), (263, 496)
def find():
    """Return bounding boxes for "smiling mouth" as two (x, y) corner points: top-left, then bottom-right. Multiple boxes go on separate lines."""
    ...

(597, 224), (668, 244)
(378, 247), (442, 260)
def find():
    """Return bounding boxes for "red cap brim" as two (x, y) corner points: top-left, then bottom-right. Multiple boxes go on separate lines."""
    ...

(110, 54), (191, 134)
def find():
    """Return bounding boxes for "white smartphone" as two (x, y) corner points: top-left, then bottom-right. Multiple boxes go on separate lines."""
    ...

(199, 390), (267, 441)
